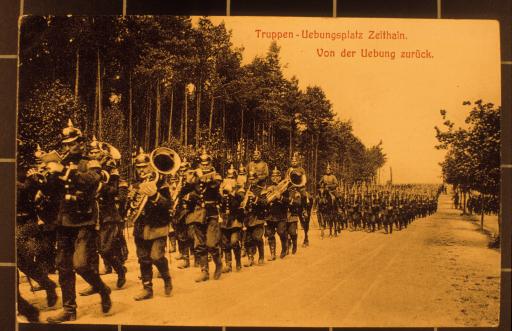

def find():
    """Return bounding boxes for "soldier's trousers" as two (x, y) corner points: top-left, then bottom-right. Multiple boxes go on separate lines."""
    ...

(134, 236), (169, 284)
(99, 222), (125, 275)
(188, 217), (221, 269)
(221, 227), (241, 254)
(56, 226), (110, 312)
(17, 239), (56, 294)
(36, 228), (57, 273)
(176, 221), (193, 259)
(245, 224), (264, 258)
(266, 220), (287, 252)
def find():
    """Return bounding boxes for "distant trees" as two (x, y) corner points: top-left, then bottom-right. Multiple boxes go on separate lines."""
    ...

(18, 16), (386, 189)
(435, 100), (500, 235)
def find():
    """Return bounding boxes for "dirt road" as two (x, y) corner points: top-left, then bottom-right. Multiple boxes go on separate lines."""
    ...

(21, 193), (500, 327)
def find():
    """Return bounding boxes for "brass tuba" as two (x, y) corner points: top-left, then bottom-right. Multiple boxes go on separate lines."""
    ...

(125, 147), (181, 224)
(266, 169), (306, 203)
(287, 168), (307, 188)
(150, 147), (181, 176)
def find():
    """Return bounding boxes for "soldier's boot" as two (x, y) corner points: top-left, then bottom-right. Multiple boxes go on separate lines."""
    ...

(47, 309), (76, 324)
(134, 282), (153, 301)
(244, 247), (255, 267)
(267, 240), (276, 261)
(177, 249), (190, 269)
(279, 237), (287, 259)
(168, 233), (177, 253)
(79, 286), (97, 296)
(302, 234), (309, 248)
(213, 254), (223, 280)
(161, 273), (172, 297)
(234, 249), (242, 271)
(195, 256), (210, 282)
(99, 286), (112, 314)
(46, 285), (58, 308)
(257, 242), (265, 265)
(19, 295), (40, 323)
(116, 266), (127, 289)
(175, 241), (185, 260)
(100, 262), (113, 275)
(222, 251), (232, 273)
(292, 237), (298, 255)
(193, 252), (201, 268)
(177, 256), (190, 269)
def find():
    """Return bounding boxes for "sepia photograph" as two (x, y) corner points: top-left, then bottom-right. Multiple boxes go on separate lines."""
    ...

(16, 15), (501, 327)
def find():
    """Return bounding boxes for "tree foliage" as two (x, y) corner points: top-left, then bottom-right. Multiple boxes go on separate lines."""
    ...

(18, 16), (386, 188)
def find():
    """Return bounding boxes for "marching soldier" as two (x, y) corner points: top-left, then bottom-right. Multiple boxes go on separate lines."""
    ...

(167, 173), (179, 253)
(47, 120), (112, 323)
(173, 159), (195, 269)
(17, 148), (58, 310)
(32, 145), (58, 275)
(287, 153), (310, 246)
(266, 167), (289, 260)
(237, 164), (248, 257)
(80, 137), (127, 296)
(129, 148), (173, 300)
(220, 165), (244, 272)
(242, 171), (268, 266)
(181, 147), (223, 282)
(247, 146), (269, 186)
(319, 163), (338, 200)
(318, 163), (339, 236)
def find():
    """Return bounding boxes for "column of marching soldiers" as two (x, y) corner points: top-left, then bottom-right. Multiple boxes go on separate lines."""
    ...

(16, 120), (441, 323)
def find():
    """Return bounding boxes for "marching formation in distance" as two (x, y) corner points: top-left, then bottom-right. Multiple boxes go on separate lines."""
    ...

(16, 120), (442, 324)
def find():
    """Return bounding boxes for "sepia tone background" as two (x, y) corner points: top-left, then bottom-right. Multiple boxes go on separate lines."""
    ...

(1, 1), (511, 331)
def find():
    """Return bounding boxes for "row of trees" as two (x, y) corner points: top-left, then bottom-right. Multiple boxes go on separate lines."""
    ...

(18, 15), (386, 191)
(435, 100), (500, 238)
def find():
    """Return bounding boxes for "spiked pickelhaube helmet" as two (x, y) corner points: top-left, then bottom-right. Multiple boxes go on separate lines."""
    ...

(238, 164), (247, 175)
(226, 164), (237, 178)
(271, 166), (281, 177)
(199, 146), (212, 166)
(134, 147), (150, 167)
(89, 136), (101, 153)
(61, 119), (82, 143)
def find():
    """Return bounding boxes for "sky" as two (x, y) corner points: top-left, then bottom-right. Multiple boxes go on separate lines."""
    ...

(208, 17), (501, 184)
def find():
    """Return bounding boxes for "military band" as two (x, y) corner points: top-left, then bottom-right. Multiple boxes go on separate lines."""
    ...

(16, 119), (441, 323)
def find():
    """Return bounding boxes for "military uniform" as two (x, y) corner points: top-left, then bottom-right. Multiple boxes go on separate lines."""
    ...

(47, 121), (112, 323)
(220, 174), (244, 272)
(243, 182), (268, 266)
(129, 149), (173, 300)
(16, 172), (58, 309)
(266, 174), (290, 259)
(181, 152), (223, 282)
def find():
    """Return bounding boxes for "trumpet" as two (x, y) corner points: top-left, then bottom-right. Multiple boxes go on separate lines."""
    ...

(239, 184), (253, 210)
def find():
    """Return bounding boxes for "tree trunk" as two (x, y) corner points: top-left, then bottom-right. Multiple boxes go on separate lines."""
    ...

(155, 80), (161, 147)
(462, 190), (467, 215)
(128, 72), (133, 183)
(314, 134), (319, 193)
(168, 87), (173, 142)
(208, 93), (214, 139)
(480, 194), (485, 230)
(195, 80), (202, 147)
(289, 118), (293, 159)
(184, 86), (188, 147)
(145, 96), (152, 151)
(240, 106), (244, 141)
(222, 100), (226, 139)
(97, 49), (103, 140)
(74, 49), (79, 101)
